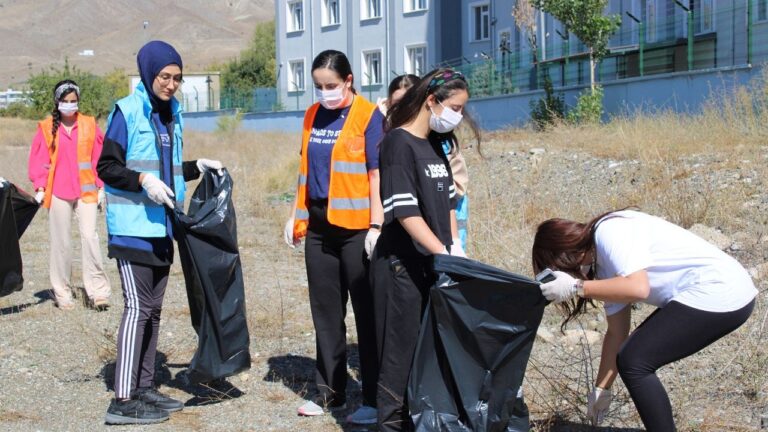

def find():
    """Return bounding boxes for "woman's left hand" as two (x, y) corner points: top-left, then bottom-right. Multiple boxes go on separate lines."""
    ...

(97, 188), (106, 211)
(197, 158), (224, 175)
(540, 271), (578, 303)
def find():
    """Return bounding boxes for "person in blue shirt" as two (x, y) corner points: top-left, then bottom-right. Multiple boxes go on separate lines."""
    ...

(97, 41), (223, 425)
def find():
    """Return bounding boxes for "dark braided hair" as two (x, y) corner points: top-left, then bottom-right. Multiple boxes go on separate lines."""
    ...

(50, 79), (79, 148)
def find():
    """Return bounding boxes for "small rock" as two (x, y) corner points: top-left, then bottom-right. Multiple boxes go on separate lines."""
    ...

(749, 262), (768, 280)
(688, 224), (732, 250)
(536, 327), (556, 344)
(240, 373), (250, 382)
(529, 148), (545, 155)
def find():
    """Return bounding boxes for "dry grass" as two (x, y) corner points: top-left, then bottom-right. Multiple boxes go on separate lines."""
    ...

(1, 70), (767, 430)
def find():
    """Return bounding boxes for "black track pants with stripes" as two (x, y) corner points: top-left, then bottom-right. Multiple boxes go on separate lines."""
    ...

(113, 260), (169, 399)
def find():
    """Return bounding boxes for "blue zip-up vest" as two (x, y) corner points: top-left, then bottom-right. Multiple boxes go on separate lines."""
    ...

(104, 82), (185, 237)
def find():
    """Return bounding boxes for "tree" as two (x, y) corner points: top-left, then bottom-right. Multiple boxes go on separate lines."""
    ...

(532, 0), (620, 91)
(221, 20), (277, 92)
(512, 0), (539, 65)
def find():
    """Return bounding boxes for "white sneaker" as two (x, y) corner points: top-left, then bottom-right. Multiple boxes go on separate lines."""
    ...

(297, 399), (347, 416)
(346, 405), (377, 425)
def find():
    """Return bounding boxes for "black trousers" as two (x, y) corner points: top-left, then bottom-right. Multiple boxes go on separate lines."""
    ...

(617, 298), (755, 431)
(113, 260), (169, 399)
(371, 249), (434, 432)
(305, 200), (378, 406)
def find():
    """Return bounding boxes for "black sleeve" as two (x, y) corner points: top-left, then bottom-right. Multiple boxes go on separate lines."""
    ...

(381, 133), (422, 223)
(182, 161), (200, 182)
(96, 108), (142, 192)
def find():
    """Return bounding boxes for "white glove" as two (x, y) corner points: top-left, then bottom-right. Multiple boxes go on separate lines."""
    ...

(364, 229), (381, 260)
(587, 387), (612, 426)
(540, 270), (578, 303)
(97, 188), (106, 211)
(140, 173), (175, 208)
(0, 177), (6, 186)
(284, 217), (300, 248)
(34, 190), (45, 204)
(450, 238), (467, 258)
(196, 158), (223, 174)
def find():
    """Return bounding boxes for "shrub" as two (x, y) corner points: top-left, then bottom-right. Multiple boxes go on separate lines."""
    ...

(567, 86), (604, 125)
(529, 75), (565, 130)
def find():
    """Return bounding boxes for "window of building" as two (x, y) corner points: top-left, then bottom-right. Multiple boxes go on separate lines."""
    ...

(322, 0), (340, 26)
(694, 0), (715, 34)
(646, 0), (658, 43)
(287, 0), (304, 32)
(470, 2), (491, 42)
(362, 50), (383, 85)
(289, 59), (305, 91)
(406, 44), (427, 76)
(362, 0), (382, 19)
(759, 0), (768, 21)
(404, 0), (427, 13)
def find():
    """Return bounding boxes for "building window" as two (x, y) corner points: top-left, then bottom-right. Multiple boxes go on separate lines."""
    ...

(322, 0), (340, 26)
(362, 0), (382, 19)
(289, 60), (305, 91)
(406, 45), (427, 76)
(404, 0), (427, 13)
(471, 3), (490, 42)
(362, 50), (383, 85)
(694, 0), (715, 34)
(646, 0), (658, 43)
(287, 0), (304, 32)
(759, 0), (768, 21)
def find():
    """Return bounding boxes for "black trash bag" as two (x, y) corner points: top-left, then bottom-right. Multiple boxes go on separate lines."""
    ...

(172, 169), (251, 384)
(0, 181), (39, 297)
(409, 254), (547, 432)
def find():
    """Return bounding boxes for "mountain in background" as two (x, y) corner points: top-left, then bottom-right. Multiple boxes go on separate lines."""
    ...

(0, 0), (275, 88)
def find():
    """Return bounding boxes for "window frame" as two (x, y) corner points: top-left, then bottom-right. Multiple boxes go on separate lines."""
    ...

(361, 49), (384, 86)
(403, 0), (428, 14)
(288, 58), (306, 92)
(695, 0), (716, 35)
(361, 0), (383, 20)
(758, 0), (768, 22)
(405, 43), (427, 76)
(286, 0), (305, 33)
(321, 0), (341, 27)
(469, 1), (491, 43)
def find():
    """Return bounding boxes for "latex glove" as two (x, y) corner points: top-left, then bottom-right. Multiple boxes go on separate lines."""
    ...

(587, 387), (612, 426)
(284, 217), (300, 248)
(450, 238), (467, 258)
(140, 173), (175, 208)
(196, 158), (224, 175)
(97, 188), (106, 211)
(364, 229), (380, 260)
(0, 177), (6, 186)
(540, 270), (578, 303)
(34, 190), (45, 204)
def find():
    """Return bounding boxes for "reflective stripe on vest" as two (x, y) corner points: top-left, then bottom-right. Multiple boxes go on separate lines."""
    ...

(292, 96), (377, 239)
(38, 114), (99, 209)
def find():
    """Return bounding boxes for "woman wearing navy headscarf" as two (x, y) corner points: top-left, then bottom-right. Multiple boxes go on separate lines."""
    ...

(97, 41), (223, 425)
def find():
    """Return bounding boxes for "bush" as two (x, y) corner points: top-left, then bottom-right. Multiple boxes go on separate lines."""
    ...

(567, 86), (604, 125)
(215, 110), (244, 135)
(0, 102), (37, 119)
(529, 75), (565, 130)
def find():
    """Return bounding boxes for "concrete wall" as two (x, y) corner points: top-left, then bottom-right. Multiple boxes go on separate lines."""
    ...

(184, 65), (758, 133)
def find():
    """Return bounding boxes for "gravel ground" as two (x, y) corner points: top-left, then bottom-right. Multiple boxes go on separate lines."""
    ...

(0, 136), (766, 431)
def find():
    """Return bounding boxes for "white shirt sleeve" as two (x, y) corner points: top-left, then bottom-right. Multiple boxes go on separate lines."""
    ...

(595, 215), (652, 316)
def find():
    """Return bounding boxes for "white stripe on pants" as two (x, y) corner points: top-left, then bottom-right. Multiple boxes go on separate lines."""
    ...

(48, 195), (110, 305)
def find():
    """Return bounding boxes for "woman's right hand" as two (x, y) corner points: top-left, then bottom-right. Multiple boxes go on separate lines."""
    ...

(34, 189), (45, 204)
(587, 386), (612, 425)
(284, 218), (300, 248)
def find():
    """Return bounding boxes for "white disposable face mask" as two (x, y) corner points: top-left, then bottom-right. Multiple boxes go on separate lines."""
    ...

(58, 102), (78, 116)
(429, 101), (463, 133)
(315, 85), (346, 110)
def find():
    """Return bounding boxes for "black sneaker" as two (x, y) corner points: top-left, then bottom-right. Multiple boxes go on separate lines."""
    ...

(133, 387), (185, 412)
(104, 398), (169, 425)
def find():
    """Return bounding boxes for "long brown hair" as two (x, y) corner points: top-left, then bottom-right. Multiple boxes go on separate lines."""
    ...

(532, 209), (626, 330)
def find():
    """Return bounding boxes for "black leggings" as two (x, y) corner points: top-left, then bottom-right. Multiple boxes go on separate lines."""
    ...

(616, 299), (755, 431)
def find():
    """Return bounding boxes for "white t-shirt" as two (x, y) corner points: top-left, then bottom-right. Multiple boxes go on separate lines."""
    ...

(595, 210), (757, 316)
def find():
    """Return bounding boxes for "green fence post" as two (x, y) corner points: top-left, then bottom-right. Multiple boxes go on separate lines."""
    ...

(748, 0), (753, 64)
(687, 10), (693, 70)
(639, 21), (645, 76)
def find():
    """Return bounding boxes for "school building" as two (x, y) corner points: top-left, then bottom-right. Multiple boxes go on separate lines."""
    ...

(274, 1), (768, 120)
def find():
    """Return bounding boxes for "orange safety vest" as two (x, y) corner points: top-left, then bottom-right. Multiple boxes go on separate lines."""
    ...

(38, 114), (99, 209)
(293, 95), (377, 239)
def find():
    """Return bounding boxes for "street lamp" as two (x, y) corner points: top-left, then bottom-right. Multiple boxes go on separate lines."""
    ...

(626, 12), (644, 76)
(673, 0), (693, 71)
(290, 81), (301, 110)
(205, 75), (213, 111)
(555, 28), (569, 85)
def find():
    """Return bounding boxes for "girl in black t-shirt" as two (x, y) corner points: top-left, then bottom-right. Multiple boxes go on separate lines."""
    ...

(371, 69), (479, 432)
